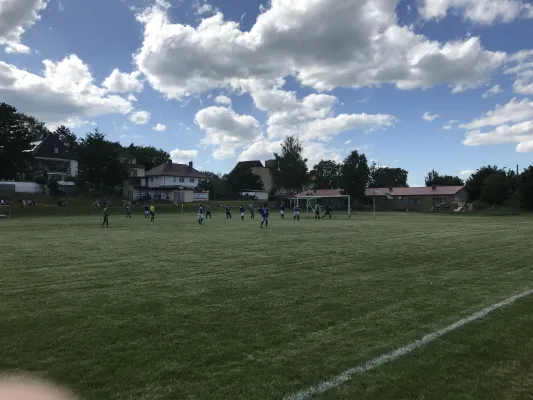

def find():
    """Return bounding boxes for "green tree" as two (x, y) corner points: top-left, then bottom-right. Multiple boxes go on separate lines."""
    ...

(226, 164), (264, 198)
(425, 170), (464, 186)
(128, 144), (170, 171)
(369, 163), (408, 188)
(520, 165), (533, 210)
(270, 136), (308, 196)
(310, 160), (341, 189)
(77, 129), (128, 190)
(481, 173), (511, 206)
(198, 171), (228, 200)
(466, 165), (503, 201)
(54, 125), (78, 150)
(340, 150), (370, 207)
(0, 103), (48, 180)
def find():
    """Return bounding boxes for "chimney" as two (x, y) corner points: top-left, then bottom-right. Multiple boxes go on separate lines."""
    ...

(188, 161), (193, 169)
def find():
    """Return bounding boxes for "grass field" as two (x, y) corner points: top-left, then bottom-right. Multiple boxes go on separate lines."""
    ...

(1, 211), (532, 399)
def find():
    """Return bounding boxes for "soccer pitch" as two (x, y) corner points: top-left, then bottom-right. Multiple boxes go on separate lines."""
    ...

(1, 212), (533, 399)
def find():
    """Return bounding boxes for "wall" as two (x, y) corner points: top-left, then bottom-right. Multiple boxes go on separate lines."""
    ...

(0, 181), (43, 194)
(194, 192), (209, 201)
(70, 160), (79, 176)
(240, 191), (269, 200)
(368, 194), (457, 211)
(146, 176), (198, 188)
(250, 167), (272, 192)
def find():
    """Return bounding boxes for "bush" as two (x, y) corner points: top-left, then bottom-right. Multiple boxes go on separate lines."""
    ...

(35, 176), (47, 185)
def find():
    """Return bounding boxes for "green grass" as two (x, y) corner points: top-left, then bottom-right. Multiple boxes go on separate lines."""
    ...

(1, 212), (532, 399)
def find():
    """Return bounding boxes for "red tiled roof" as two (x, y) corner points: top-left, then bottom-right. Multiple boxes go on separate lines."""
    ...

(365, 186), (465, 197)
(296, 189), (343, 197)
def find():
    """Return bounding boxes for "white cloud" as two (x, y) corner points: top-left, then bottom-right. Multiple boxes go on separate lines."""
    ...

(103, 69), (144, 93)
(505, 50), (533, 95)
(0, 55), (134, 128)
(133, 0), (505, 99)
(214, 95), (232, 105)
(459, 169), (475, 176)
(170, 149), (198, 163)
(423, 112), (439, 122)
(461, 98), (533, 151)
(419, 0), (533, 24)
(344, 140), (352, 144)
(0, 0), (48, 53)
(127, 93), (137, 102)
(443, 125), (453, 130)
(129, 110), (151, 124)
(482, 84), (503, 98)
(196, 2), (213, 15)
(194, 106), (262, 159)
(57, 1), (64, 12)
(153, 123), (166, 131)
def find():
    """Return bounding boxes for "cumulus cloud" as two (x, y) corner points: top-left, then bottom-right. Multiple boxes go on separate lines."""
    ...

(462, 98), (533, 151)
(423, 112), (439, 122)
(133, 0), (506, 99)
(459, 169), (475, 176)
(482, 84), (503, 98)
(505, 49), (533, 95)
(127, 93), (137, 102)
(194, 106), (263, 159)
(103, 69), (144, 93)
(419, 0), (533, 24)
(0, 0), (48, 53)
(0, 55), (134, 128)
(153, 123), (166, 131)
(170, 149), (198, 163)
(129, 110), (151, 124)
(196, 2), (213, 15)
(214, 95), (232, 105)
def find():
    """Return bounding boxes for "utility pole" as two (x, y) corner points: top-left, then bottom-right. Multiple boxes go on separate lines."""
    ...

(516, 164), (520, 209)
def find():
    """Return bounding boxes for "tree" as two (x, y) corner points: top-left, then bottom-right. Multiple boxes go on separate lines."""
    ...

(270, 136), (308, 196)
(369, 162), (408, 188)
(0, 103), (48, 180)
(226, 164), (264, 198)
(520, 165), (533, 210)
(128, 144), (170, 171)
(198, 171), (228, 200)
(339, 150), (370, 206)
(77, 129), (128, 190)
(310, 160), (341, 189)
(465, 165), (503, 201)
(481, 173), (511, 206)
(425, 170), (464, 187)
(54, 125), (77, 150)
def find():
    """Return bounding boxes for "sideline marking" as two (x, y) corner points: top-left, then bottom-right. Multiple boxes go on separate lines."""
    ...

(284, 289), (533, 400)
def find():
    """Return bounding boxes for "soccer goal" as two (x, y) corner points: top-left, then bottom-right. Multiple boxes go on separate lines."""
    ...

(0, 183), (15, 219)
(296, 194), (351, 218)
(0, 205), (12, 219)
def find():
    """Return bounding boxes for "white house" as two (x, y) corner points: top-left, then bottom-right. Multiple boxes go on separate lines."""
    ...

(133, 161), (208, 202)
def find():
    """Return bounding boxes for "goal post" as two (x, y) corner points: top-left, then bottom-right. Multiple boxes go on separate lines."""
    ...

(0, 205), (12, 219)
(296, 195), (351, 218)
(0, 183), (15, 219)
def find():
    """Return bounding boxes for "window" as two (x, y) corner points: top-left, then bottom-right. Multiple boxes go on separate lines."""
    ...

(130, 169), (137, 177)
(150, 177), (153, 182)
(173, 177), (176, 182)
(179, 177), (185, 183)
(190, 178), (195, 183)
(54, 147), (59, 154)
(434, 197), (447, 204)
(408, 198), (421, 206)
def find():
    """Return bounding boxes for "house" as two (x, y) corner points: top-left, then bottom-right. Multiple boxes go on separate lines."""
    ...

(133, 161), (208, 202)
(23, 134), (78, 180)
(121, 154), (146, 200)
(365, 186), (468, 211)
(235, 160), (273, 193)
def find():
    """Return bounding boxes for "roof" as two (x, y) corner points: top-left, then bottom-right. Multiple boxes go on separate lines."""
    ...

(29, 135), (77, 161)
(145, 162), (207, 179)
(236, 161), (264, 168)
(365, 186), (465, 197)
(296, 189), (343, 197)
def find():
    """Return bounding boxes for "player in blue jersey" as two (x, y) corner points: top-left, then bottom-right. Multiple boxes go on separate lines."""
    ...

(280, 203), (285, 219)
(225, 205), (232, 219)
(144, 204), (149, 219)
(198, 205), (204, 224)
(240, 205), (245, 220)
(293, 204), (300, 221)
(248, 203), (255, 219)
(260, 203), (269, 228)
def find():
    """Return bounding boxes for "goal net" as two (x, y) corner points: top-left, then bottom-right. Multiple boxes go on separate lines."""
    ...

(0, 205), (12, 219)
(296, 194), (351, 218)
(0, 183), (15, 219)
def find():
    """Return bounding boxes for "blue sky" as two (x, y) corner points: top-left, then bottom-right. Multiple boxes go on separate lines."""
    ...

(1, 0), (533, 186)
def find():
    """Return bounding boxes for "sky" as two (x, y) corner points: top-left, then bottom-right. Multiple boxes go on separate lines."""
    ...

(1, 0), (533, 186)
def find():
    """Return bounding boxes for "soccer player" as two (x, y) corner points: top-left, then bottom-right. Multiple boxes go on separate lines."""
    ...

(322, 205), (332, 219)
(314, 203), (320, 221)
(198, 204), (204, 224)
(280, 203), (285, 219)
(102, 206), (109, 227)
(225, 205), (232, 219)
(293, 204), (300, 221)
(150, 204), (155, 222)
(240, 205), (245, 220)
(125, 204), (132, 219)
(260, 203), (269, 228)
(144, 204), (149, 219)
(205, 205), (212, 219)
(248, 203), (255, 219)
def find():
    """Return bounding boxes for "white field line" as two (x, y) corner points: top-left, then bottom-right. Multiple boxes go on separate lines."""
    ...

(284, 289), (533, 400)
